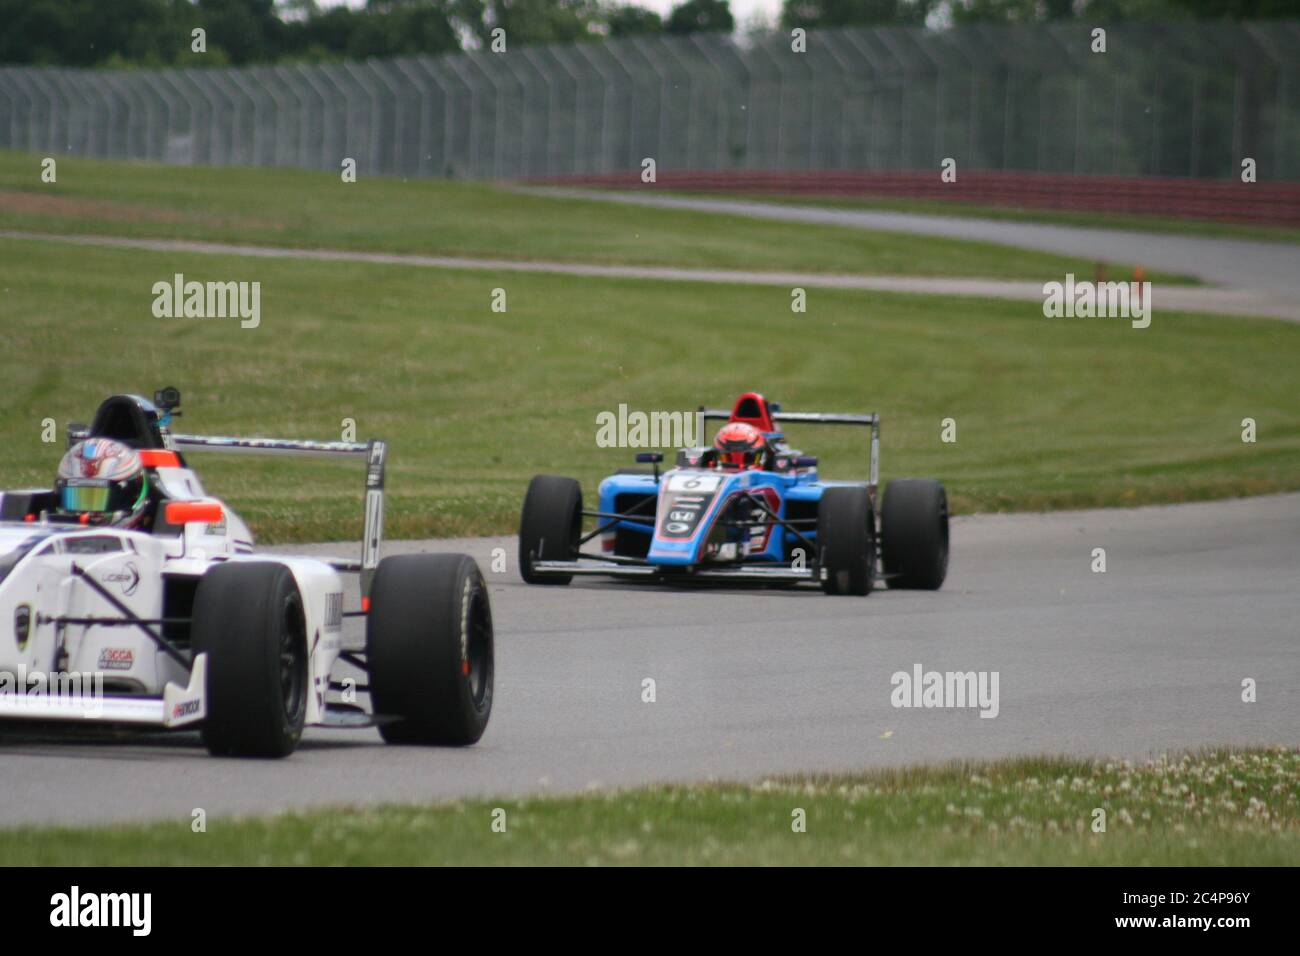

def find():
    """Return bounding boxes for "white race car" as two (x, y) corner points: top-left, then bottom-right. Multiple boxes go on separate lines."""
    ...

(0, 389), (493, 757)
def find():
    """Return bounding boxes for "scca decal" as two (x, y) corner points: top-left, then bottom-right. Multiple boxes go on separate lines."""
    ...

(98, 647), (135, 670)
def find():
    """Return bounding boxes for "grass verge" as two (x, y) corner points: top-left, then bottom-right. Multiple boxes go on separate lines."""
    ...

(0, 150), (1187, 283)
(1, 237), (1297, 542)
(1, 749), (1294, 865)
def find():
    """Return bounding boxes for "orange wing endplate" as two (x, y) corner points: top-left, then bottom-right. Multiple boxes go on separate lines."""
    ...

(164, 501), (223, 525)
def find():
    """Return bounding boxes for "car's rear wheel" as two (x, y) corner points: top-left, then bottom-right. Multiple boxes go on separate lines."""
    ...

(366, 553), (493, 745)
(518, 475), (582, 585)
(816, 486), (876, 596)
(881, 478), (949, 590)
(192, 562), (307, 758)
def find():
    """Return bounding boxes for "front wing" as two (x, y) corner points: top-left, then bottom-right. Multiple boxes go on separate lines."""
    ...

(0, 654), (207, 728)
(530, 558), (817, 585)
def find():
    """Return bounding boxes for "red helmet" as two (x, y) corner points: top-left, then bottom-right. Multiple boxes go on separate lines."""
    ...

(714, 422), (769, 470)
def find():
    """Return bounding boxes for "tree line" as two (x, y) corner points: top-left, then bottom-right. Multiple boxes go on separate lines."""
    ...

(1, 0), (1290, 68)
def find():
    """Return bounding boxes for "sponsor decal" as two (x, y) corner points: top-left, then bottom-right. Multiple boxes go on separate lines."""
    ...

(100, 561), (140, 596)
(460, 578), (471, 663)
(367, 441), (386, 487)
(324, 591), (343, 631)
(97, 647), (135, 671)
(171, 699), (201, 719)
(657, 472), (722, 539)
(14, 604), (31, 651)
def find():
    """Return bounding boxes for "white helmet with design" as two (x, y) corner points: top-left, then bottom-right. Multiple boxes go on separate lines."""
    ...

(55, 438), (151, 527)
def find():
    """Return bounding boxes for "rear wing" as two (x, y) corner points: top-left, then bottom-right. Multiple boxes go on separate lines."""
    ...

(172, 435), (386, 596)
(699, 407), (880, 494)
(68, 426), (386, 597)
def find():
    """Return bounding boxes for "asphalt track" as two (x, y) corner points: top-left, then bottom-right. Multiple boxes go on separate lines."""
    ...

(1, 494), (1295, 827)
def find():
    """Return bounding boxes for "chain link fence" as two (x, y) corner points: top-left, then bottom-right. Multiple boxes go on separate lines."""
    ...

(1, 21), (1296, 181)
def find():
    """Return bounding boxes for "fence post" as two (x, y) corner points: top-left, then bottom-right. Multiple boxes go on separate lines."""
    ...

(603, 40), (641, 174)
(393, 58), (433, 177)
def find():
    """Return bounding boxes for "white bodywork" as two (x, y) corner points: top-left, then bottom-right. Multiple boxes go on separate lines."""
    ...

(0, 464), (348, 730)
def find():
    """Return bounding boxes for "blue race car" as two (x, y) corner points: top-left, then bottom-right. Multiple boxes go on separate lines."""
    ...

(518, 392), (948, 596)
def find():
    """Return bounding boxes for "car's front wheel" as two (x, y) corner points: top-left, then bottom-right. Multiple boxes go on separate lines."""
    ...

(192, 562), (307, 758)
(518, 475), (582, 585)
(816, 486), (876, 596)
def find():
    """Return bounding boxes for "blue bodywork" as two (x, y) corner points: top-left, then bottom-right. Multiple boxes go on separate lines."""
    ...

(597, 463), (864, 567)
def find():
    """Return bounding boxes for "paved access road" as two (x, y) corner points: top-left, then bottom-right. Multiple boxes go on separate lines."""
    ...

(4, 228), (1296, 321)
(1, 494), (1295, 827)
(530, 189), (1300, 299)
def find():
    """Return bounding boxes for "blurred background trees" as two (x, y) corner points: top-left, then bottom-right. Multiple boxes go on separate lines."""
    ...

(0, 0), (1290, 67)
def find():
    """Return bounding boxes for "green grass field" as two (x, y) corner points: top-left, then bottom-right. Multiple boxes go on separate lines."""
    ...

(2, 749), (1293, 865)
(2, 234), (1297, 543)
(1, 158), (1295, 869)
(0, 151), (1190, 283)
(662, 190), (1300, 245)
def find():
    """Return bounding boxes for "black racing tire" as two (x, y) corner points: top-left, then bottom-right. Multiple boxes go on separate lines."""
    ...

(192, 562), (308, 759)
(366, 553), (494, 746)
(881, 478), (949, 590)
(518, 475), (582, 585)
(816, 486), (876, 596)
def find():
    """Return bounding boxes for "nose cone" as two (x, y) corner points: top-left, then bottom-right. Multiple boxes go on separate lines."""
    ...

(646, 469), (736, 566)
